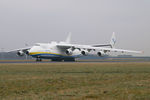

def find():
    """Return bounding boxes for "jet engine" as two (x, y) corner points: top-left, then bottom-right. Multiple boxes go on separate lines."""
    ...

(25, 50), (29, 55)
(17, 50), (24, 56)
(97, 51), (105, 57)
(81, 50), (88, 56)
(66, 49), (73, 55)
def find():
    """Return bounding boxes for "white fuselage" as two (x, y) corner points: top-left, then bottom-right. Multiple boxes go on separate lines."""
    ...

(28, 42), (82, 59)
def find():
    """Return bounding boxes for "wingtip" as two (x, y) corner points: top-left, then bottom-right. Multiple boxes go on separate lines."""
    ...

(138, 51), (144, 54)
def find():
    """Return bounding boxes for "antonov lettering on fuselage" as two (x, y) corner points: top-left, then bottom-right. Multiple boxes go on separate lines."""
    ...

(11, 32), (142, 61)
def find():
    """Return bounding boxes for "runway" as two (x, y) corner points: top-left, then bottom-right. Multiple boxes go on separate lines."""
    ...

(0, 59), (149, 64)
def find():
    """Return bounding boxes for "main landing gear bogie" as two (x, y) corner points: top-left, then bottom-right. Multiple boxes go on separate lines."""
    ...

(35, 58), (76, 62)
(51, 58), (63, 62)
(63, 58), (75, 62)
(51, 58), (75, 62)
(36, 58), (42, 62)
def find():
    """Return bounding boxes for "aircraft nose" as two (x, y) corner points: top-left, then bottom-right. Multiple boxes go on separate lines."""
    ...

(28, 47), (35, 55)
(28, 46), (39, 55)
(28, 49), (32, 55)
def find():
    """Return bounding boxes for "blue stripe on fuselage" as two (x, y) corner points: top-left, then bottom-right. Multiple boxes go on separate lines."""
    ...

(30, 53), (80, 58)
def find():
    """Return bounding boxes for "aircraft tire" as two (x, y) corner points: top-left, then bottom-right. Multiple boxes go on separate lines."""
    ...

(36, 58), (42, 62)
(51, 58), (63, 62)
(64, 58), (75, 62)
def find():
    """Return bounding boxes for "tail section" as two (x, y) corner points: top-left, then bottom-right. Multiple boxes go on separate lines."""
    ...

(110, 32), (116, 48)
(65, 32), (72, 44)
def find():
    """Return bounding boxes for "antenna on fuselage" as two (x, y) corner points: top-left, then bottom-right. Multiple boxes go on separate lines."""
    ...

(65, 32), (72, 44)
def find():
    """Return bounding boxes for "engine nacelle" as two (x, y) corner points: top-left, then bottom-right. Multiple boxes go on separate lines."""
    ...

(25, 50), (29, 55)
(66, 49), (73, 55)
(97, 51), (105, 57)
(81, 50), (88, 56)
(17, 50), (25, 56)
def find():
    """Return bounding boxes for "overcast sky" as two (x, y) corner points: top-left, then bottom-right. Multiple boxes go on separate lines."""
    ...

(0, 0), (150, 56)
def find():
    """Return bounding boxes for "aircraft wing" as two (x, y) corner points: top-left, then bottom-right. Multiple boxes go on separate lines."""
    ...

(6, 47), (32, 53)
(57, 44), (142, 54)
(97, 47), (143, 53)
(91, 44), (112, 47)
(57, 43), (74, 49)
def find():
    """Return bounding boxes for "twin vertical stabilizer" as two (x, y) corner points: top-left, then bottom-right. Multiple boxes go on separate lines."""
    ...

(65, 32), (72, 44)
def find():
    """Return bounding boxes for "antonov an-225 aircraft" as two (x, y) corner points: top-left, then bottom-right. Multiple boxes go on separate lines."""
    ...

(13, 32), (142, 61)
